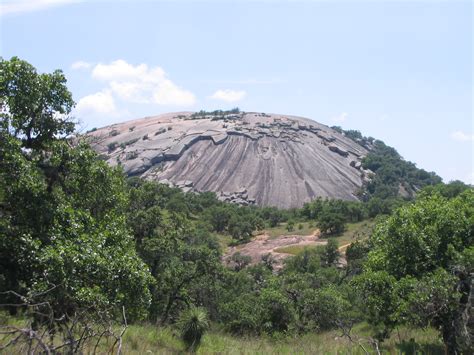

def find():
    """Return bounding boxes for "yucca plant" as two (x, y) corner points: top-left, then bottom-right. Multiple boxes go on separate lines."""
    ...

(177, 306), (209, 352)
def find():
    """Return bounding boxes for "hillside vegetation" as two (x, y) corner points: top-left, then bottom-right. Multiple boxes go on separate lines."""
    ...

(1, 57), (472, 354)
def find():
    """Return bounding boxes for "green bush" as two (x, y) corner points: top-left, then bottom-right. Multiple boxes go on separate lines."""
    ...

(286, 220), (295, 232)
(126, 151), (138, 160)
(177, 307), (209, 352)
(107, 141), (118, 152)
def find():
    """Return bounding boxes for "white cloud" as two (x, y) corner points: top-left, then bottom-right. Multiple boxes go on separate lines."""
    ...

(109, 81), (148, 103)
(92, 60), (151, 82)
(450, 130), (474, 142)
(331, 112), (348, 123)
(153, 79), (196, 106)
(76, 90), (118, 116)
(0, 0), (79, 16)
(71, 60), (92, 70)
(90, 60), (196, 106)
(207, 78), (285, 85)
(210, 89), (247, 103)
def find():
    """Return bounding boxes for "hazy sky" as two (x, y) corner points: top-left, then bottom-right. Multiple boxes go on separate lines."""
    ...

(1, 0), (472, 183)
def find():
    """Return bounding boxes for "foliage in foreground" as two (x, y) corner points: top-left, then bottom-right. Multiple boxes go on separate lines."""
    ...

(354, 190), (473, 353)
(0, 57), (153, 345)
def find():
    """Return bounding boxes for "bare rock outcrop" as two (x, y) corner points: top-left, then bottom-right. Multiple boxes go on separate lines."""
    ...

(87, 112), (370, 208)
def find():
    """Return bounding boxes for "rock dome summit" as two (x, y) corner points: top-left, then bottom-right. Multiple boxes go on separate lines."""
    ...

(87, 111), (373, 208)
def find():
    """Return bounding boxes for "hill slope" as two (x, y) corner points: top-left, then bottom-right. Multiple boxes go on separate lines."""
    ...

(87, 111), (373, 208)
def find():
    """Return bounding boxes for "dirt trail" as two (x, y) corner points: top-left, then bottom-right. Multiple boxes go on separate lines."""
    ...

(338, 242), (352, 251)
(223, 229), (327, 270)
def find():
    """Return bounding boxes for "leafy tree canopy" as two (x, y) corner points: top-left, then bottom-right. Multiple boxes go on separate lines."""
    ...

(354, 190), (473, 352)
(0, 58), (152, 323)
(0, 56), (75, 149)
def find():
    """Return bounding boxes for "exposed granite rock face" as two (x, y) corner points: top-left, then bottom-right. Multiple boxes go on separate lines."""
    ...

(87, 112), (370, 208)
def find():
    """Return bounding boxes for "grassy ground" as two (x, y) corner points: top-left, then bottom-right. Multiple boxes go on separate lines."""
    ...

(265, 221), (316, 239)
(0, 314), (444, 354)
(214, 232), (233, 251)
(273, 244), (314, 255)
(142, 324), (442, 354)
(334, 219), (375, 249)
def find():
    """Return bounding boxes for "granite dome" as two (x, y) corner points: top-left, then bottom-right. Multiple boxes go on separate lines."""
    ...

(87, 111), (373, 208)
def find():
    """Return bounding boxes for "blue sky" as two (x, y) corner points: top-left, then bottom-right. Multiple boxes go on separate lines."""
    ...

(1, 0), (472, 183)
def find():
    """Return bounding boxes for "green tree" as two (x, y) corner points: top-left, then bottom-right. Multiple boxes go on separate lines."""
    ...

(317, 211), (345, 235)
(260, 207), (283, 227)
(127, 181), (223, 323)
(0, 58), (153, 324)
(355, 191), (473, 352)
(345, 239), (370, 275)
(228, 215), (254, 242)
(258, 286), (294, 333)
(0, 56), (75, 149)
(220, 293), (262, 335)
(206, 206), (231, 232)
(352, 270), (399, 340)
(321, 238), (340, 266)
(420, 180), (471, 199)
(0, 136), (153, 321)
(300, 286), (351, 331)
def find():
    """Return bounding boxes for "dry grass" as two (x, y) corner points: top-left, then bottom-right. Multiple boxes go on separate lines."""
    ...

(116, 323), (443, 354)
(0, 313), (444, 354)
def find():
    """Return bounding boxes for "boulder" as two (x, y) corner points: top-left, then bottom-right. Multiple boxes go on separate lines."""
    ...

(328, 145), (349, 157)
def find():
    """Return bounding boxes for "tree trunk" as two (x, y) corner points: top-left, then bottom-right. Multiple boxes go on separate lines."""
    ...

(442, 325), (459, 355)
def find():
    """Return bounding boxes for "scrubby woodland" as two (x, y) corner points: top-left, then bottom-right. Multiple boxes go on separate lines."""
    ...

(1, 57), (472, 354)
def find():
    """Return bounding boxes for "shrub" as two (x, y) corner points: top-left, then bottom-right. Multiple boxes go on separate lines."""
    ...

(286, 220), (295, 232)
(122, 138), (139, 147)
(177, 307), (209, 352)
(126, 151), (138, 160)
(230, 252), (251, 271)
(107, 142), (118, 152)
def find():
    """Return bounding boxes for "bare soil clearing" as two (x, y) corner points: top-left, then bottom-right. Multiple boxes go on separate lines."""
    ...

(223, 219), (375, 270)
(223, 229), (327, 270)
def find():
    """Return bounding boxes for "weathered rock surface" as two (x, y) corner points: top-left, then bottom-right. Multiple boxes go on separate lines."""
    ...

(87, 112), (369, 208)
